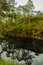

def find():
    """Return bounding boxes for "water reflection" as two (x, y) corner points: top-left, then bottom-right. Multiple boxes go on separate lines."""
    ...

(0, 43), (43, 65)
(0, 44), (35, 64)
(32, 54), (43, 65)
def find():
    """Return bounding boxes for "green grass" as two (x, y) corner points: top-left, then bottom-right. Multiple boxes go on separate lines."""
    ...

(0, 59), (21, 65)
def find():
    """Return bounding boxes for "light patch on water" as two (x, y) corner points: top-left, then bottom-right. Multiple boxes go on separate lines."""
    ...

(1, 52), (11, 60)
(32, 54), (43, 65)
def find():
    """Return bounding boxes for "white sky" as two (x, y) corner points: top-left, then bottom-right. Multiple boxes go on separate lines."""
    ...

(15, 0), (43, 11)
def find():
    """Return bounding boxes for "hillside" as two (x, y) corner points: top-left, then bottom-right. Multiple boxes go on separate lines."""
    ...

(2, 16), (43, 40)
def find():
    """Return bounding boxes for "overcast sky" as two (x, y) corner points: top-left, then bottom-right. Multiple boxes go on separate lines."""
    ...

(15, 0), (43, 11)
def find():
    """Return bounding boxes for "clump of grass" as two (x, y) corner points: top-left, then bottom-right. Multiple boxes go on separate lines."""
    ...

(0, 59), (20, 65)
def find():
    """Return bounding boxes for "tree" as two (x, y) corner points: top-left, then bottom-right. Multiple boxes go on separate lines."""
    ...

(17, 0), (34, 16)
(0, 0), (16, 18)
(36, 11), (43, 16)
(0, 0), (15, 11)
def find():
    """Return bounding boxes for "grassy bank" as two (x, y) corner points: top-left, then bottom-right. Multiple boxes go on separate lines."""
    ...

(0, 59), (21, 65)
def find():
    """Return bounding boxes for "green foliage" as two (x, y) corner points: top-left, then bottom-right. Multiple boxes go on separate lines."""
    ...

(0, 59), (21, 65)
(1, 16), (43, 39)
(0, 15), (43, 40)
(17, 0), (34, 16)
(0, 0), (43, 40)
